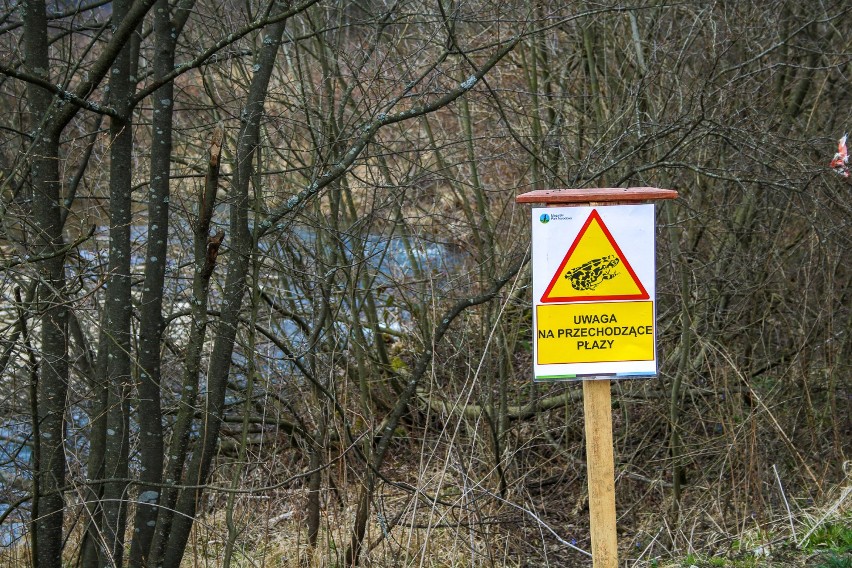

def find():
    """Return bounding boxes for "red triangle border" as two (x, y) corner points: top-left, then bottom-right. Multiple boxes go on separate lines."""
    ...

(540, 209), (649, 303)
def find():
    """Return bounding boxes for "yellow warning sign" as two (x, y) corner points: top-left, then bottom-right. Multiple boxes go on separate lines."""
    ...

(536, 302), (654, 364)
(541, 209), (648, 303)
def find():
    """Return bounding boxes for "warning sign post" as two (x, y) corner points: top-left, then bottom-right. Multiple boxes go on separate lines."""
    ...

(516, 187), (678, 568)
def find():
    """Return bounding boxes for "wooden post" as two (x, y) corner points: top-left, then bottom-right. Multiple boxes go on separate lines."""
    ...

(516, 188), (678, 567)
(583, 379), (618, 568)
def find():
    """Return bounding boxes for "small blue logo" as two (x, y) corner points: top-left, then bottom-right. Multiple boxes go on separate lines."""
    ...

(539, 213), (550, 224)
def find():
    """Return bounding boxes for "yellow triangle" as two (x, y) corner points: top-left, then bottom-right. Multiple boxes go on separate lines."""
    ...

(541, 210), (648, 303)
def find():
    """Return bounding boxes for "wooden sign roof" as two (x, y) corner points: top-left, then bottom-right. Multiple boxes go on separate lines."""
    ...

(516, 187), (678, 204)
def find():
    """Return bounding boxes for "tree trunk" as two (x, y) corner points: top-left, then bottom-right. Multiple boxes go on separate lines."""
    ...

(157, 10), (289, 566)
(129, 0), (195, 563)
(97, 0), (136, 561)
(22, 1), (69, 566)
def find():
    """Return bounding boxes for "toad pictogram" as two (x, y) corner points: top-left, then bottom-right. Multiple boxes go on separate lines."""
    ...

(564, 255), (620, 291)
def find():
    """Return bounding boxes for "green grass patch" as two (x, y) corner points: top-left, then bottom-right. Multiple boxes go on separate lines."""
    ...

(813, 553), (851, 568)
(802, 520), (852, 555)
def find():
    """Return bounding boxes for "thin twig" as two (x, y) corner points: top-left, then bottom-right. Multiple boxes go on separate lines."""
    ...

(772, 464), (797, 541)
(1, 225), (95, 269)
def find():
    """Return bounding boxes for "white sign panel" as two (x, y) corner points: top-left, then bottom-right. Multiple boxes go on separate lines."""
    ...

(532, 204), (657, 380)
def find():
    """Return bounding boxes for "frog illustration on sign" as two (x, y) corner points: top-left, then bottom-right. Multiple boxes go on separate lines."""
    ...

(564, 255), (620, 291)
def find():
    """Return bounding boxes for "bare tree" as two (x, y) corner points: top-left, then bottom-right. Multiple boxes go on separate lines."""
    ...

(1, 1), (849, 566)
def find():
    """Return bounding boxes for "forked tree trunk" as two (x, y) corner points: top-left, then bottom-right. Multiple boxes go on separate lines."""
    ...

(154, 9), (290, 566)
(129, 0), (195, 563)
